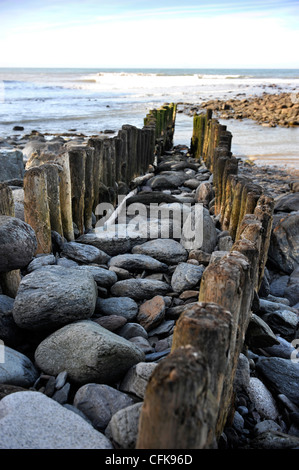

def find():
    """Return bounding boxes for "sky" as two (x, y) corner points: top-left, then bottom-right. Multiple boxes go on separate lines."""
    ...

(0, 0), (298, 68)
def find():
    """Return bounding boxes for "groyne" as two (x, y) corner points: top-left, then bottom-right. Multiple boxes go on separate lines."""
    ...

(1, 101), (298, 450)
(136, 110), (275, 449)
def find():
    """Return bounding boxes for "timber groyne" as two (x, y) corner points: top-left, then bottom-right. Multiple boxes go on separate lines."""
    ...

(0, 103), (299, 450)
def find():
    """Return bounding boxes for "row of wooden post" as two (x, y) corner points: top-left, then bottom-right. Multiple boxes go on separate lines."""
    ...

(0, 103), (177, 300)
(136, 110), (274, 449)
(22, 103), (176, 255)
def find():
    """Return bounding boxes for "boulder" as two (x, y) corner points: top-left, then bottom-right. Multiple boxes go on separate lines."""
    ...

(245, 313), (280, 349)
(34, 320), (145, 385)
(92, 315), (127, 332)
(0, 295), (24, 347)
(73, 265), (117, 288)
(262, 335), (298, 359)
(0, 216), (37, 272)
(0, 149), (24, 182)
(120, 362), (158, 399)
(274, 192), (299, 213)
(180, 206), (218, 253)
(95, 297), (138, 321)
(105, 402), (143, 449)
(76, 227), (136, 257)
(284, 266), (299, 306)
(73, 383), (135, 431)
(246, 377), (279, 420)
(0, 346), (39, 387)
(108, 254), (168, 273)
(137, 296), (166, 331)
(116, 323), (148, 340)
(61, 241), (110, 264)
(171, 262), (204, 293)
(268, 212), (299, 274)
(256, 357), (299, 407)
(148, 171), (189, 190)
(12, 266), (97, 330)
(110, 279), (170, 301)
(0, 391), (113, 449)
(195, 181), (214, 206)
(26, 254), (56, 273)
(131, 238), (188, 265)
(234, 353), (250, 394)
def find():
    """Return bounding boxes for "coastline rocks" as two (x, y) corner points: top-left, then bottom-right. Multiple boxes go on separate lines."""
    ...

(180, 207), (218, 253)
(0, 391), (113, 449)
(0, 346), (39, 387)
(34, 320), (145, 385)
(195, 92), (299, 128)
(171, 262), (204, 293)
(73, 265), (117, 288)
(110, 279), (170, 301)
(0, 295), (24, 347)
(12, 266), (97, 330)
(93, 315), (127, 332)
(131, 238), (188, 265)
(61, 241), (110, 265)
(27, 254), (56, 273)
(120, 362), (158, 399)
(246, 377), (279, 420)
(0, 216), (37, 272)
(95, 297), (138, 321)
(284, 266), (299, 306)
(274, 192), (299, 213)
(148, 171), (189, 189)
(76, 227), (139, 256)
(268, 212), (299, 274)
(256, 357), (299, 407)
(245, 313), (280, 349)
(73, 383), (135, 431)
(108, 253), (168, 273)
(137, 296), (166, 331)
(105, 402), (143, 449)
(0, 149), (24, 182)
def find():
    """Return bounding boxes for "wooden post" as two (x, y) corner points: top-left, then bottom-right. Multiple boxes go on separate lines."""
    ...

(0, 183), (15, 217)
(172, 302), (232, 406)
(0, 269), (21, 298)
(0, 183), (21, 298)
(23, 166), (52, 254)
(54, 153), (74, 241)
(68, 146), (86, 235)
(198, 251), (252, 434)
(39, 162), (64, 237)
(253, 195), (274, 290)
(136, 346), (218, 449)
(228, 177), (246, 240)
(84, 146), (95, 231)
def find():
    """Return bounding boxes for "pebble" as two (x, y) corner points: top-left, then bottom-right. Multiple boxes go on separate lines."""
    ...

(1, 133), (299, 450)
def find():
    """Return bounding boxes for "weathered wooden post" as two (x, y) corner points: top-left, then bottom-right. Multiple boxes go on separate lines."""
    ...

(198, 251), (252, 434)
(68, 146), (86, 235)
(136, 346), (218, 449)
(54, 152), (74, 241)
(39, 162), (64, 237)
(0, 183), (15, 217)
(0, 183), (21, 297)
(23, 166), (52, 254)
(172, 302), (232, 407)
(84, 146), (95, 231)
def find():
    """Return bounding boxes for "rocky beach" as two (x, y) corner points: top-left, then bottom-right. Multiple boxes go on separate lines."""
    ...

(0, 94), (299, 450)
(182, 91), (299, 128)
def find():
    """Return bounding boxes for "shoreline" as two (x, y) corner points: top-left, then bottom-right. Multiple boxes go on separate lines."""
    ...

(182, 91), (299, 128)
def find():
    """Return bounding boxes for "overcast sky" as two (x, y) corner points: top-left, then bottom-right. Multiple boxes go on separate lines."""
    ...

(0, 0), (298, 68)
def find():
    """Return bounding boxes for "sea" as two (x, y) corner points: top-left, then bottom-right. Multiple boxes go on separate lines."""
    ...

(0, 67), (299, 168)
